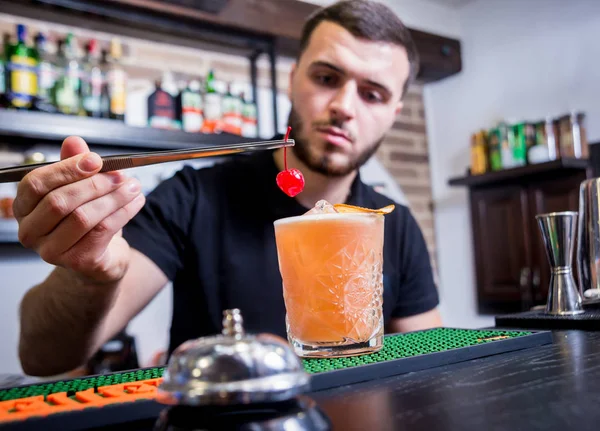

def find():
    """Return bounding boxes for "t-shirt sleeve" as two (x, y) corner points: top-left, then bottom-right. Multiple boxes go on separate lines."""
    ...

(122, 166), (199, 281)
(391, 208), (440, 318)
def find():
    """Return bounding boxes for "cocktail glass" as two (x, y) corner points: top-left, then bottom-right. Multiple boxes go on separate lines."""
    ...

(274, 202), (384, 358)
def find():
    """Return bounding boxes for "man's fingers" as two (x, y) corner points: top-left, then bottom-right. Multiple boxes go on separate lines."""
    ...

(36, 179), (142, 259)
(60, 136), (90, 160)
(18, 171), (126, 245)
(13, 152), (102, 219)
(55, 194), (146, 279)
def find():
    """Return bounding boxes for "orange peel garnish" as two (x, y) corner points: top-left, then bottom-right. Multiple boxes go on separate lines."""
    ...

(333, 203), (395, 214)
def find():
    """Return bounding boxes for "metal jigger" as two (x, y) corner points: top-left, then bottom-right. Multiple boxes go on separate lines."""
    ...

(536, 211), (584, 315)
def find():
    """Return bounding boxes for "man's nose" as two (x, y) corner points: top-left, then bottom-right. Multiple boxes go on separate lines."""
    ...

(328, 82), (356, 123)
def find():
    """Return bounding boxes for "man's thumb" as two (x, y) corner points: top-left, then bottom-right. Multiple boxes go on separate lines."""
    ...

(60, 136), (90, 160)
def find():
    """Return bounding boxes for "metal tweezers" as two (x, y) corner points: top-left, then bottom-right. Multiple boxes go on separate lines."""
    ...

(0, 138), (294, 183)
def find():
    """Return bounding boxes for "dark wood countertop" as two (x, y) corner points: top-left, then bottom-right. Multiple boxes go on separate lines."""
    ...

(312, 330), (600, 430)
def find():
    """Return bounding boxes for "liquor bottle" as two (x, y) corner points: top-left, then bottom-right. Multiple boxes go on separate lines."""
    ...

(147, 75), (177, 130)
(54, 34), (81, 115)
(106, 38), (126, 121)
(99, 48), (110, 118)
(221, 82), (242, 135)
(241, 92), (258, 138)
(200, 69), (222, 134)
(176, 79), (203, 133)
(6, 24), (38, 109)
(80, 39), (103, 117)
(0, 33), (8, 108)
(32, 32), (57, 113)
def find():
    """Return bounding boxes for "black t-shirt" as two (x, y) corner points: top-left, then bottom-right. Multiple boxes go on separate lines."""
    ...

(122, 149), (439, 355)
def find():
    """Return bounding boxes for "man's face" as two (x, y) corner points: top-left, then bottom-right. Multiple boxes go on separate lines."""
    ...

(288, 21), (410, 177)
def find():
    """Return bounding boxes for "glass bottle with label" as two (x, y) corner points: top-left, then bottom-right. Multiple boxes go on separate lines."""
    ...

(99, 48), (110, 118)
(200, 69), (222, 134)
(81, 39), (103, 118)
(32, 32), (56, 113)
(177, 79), (203, 133)
(0, 33), (8, 108)
(54, 34), (81, 115)
(147, 76), (177, 130)
(106, 38), (126, 121)
(241, 92), (258, 138)
(6, 24), (38, 110)
(221, 82), (242, 135)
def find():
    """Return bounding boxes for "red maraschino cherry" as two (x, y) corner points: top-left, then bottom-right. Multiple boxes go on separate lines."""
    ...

(276, 126), (305, 197)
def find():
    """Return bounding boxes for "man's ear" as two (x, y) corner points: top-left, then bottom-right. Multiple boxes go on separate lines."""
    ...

(394, 101), (404, 116)
(288, 63), (297, 99)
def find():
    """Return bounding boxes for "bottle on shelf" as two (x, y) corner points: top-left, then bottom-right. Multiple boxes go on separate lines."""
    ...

(106, 38), (126, 121)
(0, 33), (8, 108)
(54, 33), (81, 115)
(32, 32), (57, 113)
(241, 92), (258, 138)
(147, 72), (178, 130)
(176, 78), (203, 133)
(80, 39), (103, 118)
(200, 69), (222, 134)
(99, 48), (110, 118)
(6, 24), (38, 110)
(221, 82), (242, 136)
(470, 130), (488, 175)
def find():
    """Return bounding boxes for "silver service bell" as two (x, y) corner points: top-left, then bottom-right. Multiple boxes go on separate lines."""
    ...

(156, 309), (311, 406)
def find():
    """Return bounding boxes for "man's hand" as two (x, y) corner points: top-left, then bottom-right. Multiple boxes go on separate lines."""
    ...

(14, 136), (146, 284)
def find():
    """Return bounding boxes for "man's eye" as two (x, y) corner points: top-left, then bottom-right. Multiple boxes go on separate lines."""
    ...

(362, 89), (384, 103)
(313, 74), (338, 86)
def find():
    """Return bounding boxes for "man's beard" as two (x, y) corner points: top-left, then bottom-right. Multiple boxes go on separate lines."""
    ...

(287, 106), (385, 177)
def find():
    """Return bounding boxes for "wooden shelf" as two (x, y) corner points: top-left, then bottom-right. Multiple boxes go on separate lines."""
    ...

(22, 0), (462, 80)
(448, 158), (591, 188)
(0, 109), (256, 151)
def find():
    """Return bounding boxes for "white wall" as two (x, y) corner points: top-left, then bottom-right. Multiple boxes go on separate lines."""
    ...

(301, 0), (461, 38)
(426, 0), (600, 328)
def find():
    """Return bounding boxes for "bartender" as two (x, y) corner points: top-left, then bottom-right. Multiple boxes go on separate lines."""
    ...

(15, 0), (442, 377)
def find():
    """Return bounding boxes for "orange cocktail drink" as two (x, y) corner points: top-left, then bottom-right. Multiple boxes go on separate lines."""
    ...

(274, 204), (385, 358)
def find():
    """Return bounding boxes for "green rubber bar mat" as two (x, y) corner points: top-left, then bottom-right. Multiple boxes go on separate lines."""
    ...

(0, 328), (551, 401)
(304, 327), (552, 391)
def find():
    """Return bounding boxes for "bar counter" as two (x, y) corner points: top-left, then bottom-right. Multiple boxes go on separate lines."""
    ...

(313, 330), (600, 430)
(1, 329), (599, 430)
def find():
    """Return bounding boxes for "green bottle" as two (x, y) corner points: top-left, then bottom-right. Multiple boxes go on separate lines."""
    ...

(221, 82), (242, 135)
(200, 69), (222, 133)
(6, 24), (38, 109)
(241, 92), (258, 138)
(99, 48), (110, 118)
(0, 33), (8, 107)
(176, 79), (203, 132)
(54, 33), (81, 115)
(32, 32), (57, 113)
(81, 39), (103, 117)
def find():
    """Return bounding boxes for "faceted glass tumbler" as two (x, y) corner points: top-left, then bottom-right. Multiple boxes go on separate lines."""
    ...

(274, 212), (384, 358)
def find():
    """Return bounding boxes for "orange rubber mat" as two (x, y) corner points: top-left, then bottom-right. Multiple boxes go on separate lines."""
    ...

(0, 378), (163, 424)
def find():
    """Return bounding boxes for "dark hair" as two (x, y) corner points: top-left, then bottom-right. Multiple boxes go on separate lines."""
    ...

(298, 0), (420, 98)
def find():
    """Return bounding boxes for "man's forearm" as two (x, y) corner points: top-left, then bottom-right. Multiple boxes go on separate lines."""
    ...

(18, 267), (121, 376)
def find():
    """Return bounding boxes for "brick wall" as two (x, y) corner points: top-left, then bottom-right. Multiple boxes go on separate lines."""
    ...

(375, 83), (438, 282)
